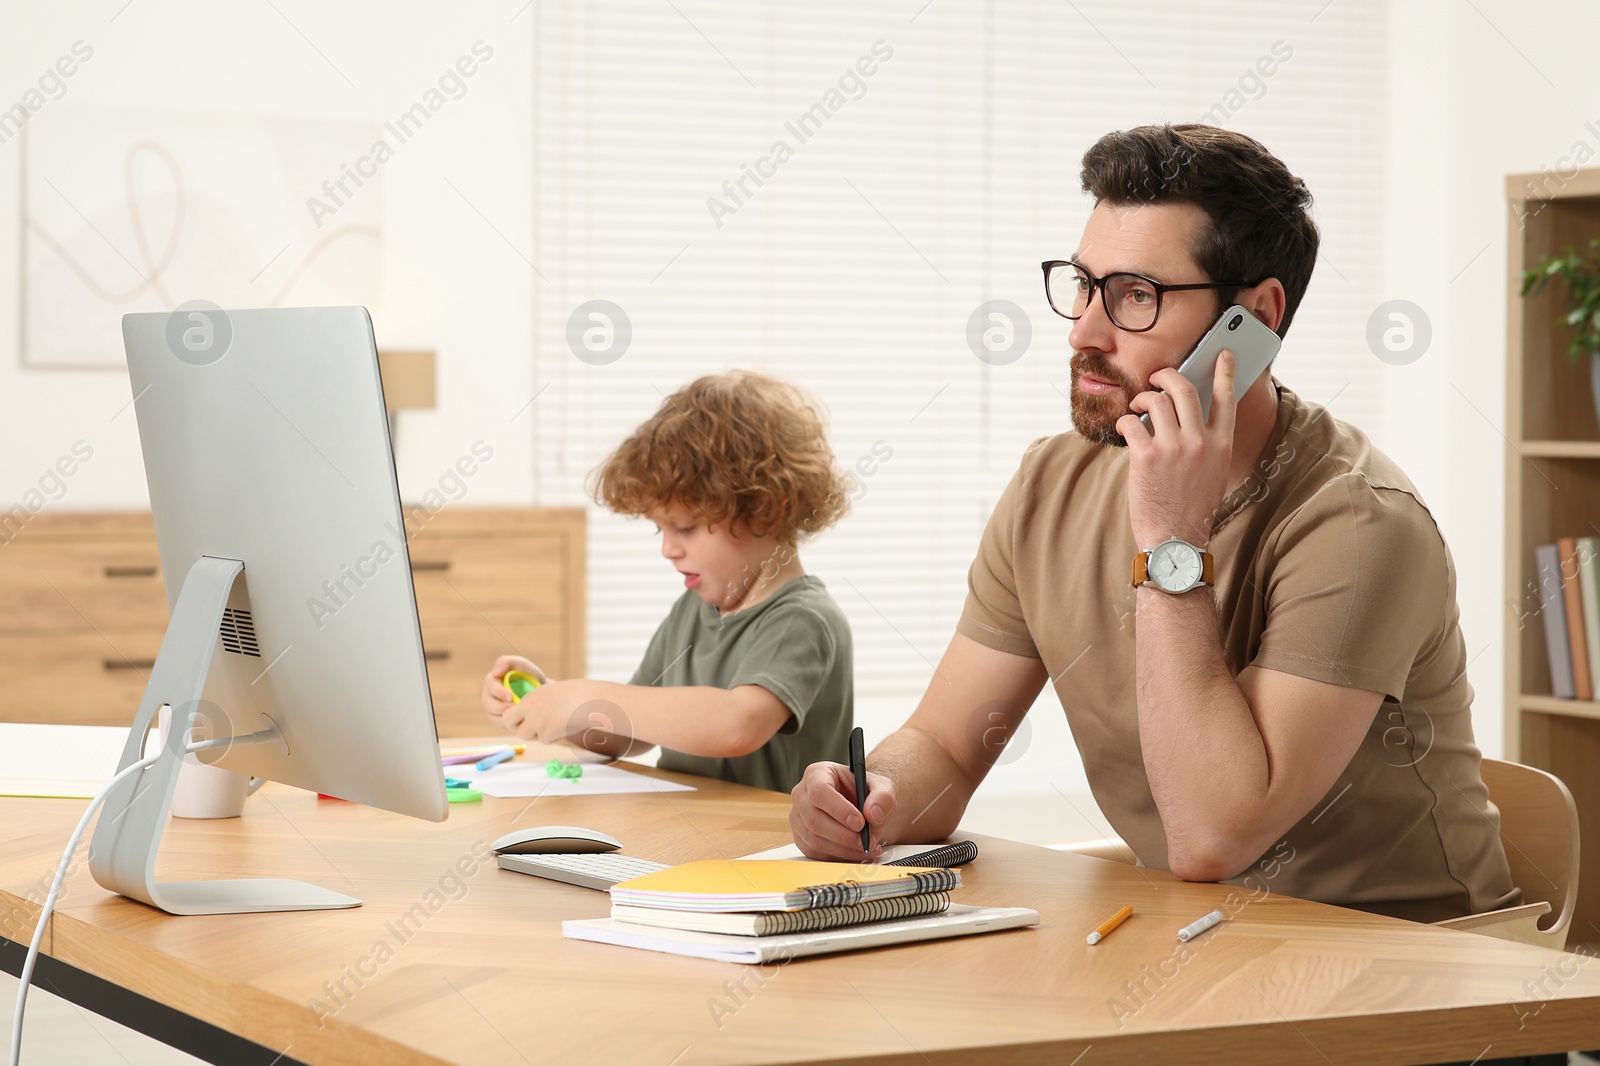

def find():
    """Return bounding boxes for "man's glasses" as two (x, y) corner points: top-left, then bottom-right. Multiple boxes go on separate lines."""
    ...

(1041, 260), (1252, 333)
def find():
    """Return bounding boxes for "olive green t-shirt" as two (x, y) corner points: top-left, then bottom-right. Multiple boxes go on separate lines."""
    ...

(630, 575), (853, 793)
(957, 381), (1517, 922)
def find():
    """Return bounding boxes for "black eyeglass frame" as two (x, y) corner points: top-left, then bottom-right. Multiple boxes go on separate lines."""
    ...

(1040, 260), (1256, 333)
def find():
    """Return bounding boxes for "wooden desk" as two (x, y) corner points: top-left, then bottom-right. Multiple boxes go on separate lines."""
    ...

(5, 748), (1600, 1065)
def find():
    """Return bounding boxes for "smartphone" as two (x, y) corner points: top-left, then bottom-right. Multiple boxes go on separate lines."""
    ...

(1137, 305), (1281, 431)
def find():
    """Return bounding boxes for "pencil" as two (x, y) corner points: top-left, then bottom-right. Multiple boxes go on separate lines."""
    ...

(1087, 904), (1133, 945)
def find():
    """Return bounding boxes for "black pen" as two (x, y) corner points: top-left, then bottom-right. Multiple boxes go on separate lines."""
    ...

(849, 726), (870, 853)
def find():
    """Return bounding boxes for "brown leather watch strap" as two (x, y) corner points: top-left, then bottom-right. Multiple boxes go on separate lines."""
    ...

(1201, 550), (1215, 586)
(1131, 552), (1149, 588)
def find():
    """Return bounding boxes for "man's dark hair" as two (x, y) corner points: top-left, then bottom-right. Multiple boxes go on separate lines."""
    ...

(1080, 123), (1319, 338)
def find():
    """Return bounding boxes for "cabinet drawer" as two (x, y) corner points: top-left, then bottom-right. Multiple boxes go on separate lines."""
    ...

(407, 534), (567, 624)
(0, 629), (166, 727)
(0, 543), (168, 632)
(419, 621), (567, 739)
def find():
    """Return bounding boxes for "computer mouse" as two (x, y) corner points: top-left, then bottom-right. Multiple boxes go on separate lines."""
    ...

(491, 825), (623, 855)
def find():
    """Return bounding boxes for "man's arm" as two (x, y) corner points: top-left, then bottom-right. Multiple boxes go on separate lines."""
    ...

(790, 631), (1049, 860)
(1134, 585), (1383, 880)
(1118, 352), (1388, 882)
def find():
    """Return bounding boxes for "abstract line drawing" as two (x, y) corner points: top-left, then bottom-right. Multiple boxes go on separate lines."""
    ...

(21, 106), (384, 368)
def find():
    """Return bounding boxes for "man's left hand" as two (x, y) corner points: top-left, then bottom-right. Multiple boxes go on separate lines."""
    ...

(1116, 350), (1236, 549)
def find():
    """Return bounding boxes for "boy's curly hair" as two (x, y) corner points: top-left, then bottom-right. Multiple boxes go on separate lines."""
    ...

(590, 371), (851, 544)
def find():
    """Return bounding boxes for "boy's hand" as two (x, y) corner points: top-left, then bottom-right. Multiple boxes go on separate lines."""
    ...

(481, 654), (548, 732)
(495, 678), (601, 744)
(789, 761), (897, 861)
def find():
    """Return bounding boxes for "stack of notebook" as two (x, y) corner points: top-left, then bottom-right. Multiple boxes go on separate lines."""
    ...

(562, 849), (1038, 962)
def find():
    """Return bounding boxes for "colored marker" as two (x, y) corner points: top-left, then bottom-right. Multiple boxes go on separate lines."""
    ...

(476, 748), (515, 771)
(1087, 904), (1133, 945)
(440, 744), (525, 757)
(446, 788), (482, 803)
(443, 745), (516, 766)
(1177, 909), (1225, 942)
(444, 778), (471, 789)
(443, 752), (495, 766)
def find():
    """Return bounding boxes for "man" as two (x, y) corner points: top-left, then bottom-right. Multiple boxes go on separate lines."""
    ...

(789, 123), (1516, 922)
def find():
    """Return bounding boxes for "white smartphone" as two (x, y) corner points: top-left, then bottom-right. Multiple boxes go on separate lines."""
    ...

(1137, 305), (1281, 431)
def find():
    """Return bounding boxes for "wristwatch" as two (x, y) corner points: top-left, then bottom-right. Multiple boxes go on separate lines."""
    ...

(1131, 537), (1214, 594)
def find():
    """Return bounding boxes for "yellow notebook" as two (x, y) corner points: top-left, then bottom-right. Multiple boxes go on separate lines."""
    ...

(608, 859), (961, 912)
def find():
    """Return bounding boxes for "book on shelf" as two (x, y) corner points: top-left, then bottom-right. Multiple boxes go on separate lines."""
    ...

(606, 859), (960, 913)
(1537, 543), (1575, 699)
(612, 890), (952, 937)
(1558, 536), (1593, 700)
(1579, 536), (1600, 695)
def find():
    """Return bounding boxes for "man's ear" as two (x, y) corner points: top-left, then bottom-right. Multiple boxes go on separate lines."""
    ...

(1241, 279), (1287, 334)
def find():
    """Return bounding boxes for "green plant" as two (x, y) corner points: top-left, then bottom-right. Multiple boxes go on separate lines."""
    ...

(1521, 236), (1600, 362)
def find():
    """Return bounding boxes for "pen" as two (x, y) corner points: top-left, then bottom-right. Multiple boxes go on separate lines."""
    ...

(1087, 904), (1133, 945)
(849, 726), (870, 853)
(1177, 908), (1225, 942)
(476, 748), (515, 771)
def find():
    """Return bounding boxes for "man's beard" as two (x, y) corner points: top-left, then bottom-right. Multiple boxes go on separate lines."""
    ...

(1069, 351), (1143, 448)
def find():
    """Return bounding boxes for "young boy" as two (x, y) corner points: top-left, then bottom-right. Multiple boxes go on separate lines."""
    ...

(480, 371), (854, 793)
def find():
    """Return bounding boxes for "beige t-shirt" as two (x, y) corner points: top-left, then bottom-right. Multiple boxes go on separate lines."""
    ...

(958, 381), (1516, 922)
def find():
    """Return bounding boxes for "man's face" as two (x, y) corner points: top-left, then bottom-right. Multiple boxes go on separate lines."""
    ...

(1067, 201), (1222, 447)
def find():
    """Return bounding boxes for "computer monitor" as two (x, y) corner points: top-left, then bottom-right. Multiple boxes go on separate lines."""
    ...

(89, 305), (447, 915)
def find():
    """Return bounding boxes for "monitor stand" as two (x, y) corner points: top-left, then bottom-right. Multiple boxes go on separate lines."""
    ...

(88, 556), (362, 915)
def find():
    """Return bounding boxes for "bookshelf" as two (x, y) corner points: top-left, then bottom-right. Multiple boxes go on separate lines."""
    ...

(1505, 167), (1600, 944)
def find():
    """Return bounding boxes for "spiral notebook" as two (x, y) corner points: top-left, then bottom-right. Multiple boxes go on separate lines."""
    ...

(607, 859), (960, 913)
(565, 903), (1039, 963)
(612, 891), (952, 936)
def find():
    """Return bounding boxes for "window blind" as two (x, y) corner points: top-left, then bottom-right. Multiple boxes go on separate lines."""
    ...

(528, 1), (1385, 748)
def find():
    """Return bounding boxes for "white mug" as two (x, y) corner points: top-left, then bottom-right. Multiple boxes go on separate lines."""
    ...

(155, 704), (266, 818)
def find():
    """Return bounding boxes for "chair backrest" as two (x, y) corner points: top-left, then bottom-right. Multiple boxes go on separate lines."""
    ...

(1479, 757), (1580, 944)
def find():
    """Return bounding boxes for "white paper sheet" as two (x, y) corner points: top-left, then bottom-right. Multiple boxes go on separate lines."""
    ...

(565, 904), (1040, 962)
(0, 723), (132, 798)
(447, 760), (696, 798)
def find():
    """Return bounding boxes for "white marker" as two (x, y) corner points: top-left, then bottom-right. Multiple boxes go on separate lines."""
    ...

(1176, 908), (1225, 942)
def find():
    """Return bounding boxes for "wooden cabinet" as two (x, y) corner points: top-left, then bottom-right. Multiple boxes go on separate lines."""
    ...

(1505, 167), (1600, 946)
(0, 508), (585, 740)
(402, 507), (586, 737)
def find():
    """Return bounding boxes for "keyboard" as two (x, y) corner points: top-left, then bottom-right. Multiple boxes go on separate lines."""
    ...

(497, 852), (669, 891)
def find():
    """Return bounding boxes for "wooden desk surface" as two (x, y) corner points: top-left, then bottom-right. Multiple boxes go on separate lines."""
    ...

(5, 743), (1600, 1066)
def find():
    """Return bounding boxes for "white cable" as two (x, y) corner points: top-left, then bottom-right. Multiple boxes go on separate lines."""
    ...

(8, 752), (160, 1066)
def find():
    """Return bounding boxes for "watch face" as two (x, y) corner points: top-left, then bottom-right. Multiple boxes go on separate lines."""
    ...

(1148, 539), (1203, 592)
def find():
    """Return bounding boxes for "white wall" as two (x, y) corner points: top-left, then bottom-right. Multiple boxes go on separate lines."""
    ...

(0, 2), (536, 511)
(1373, 0), (1600, 762)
